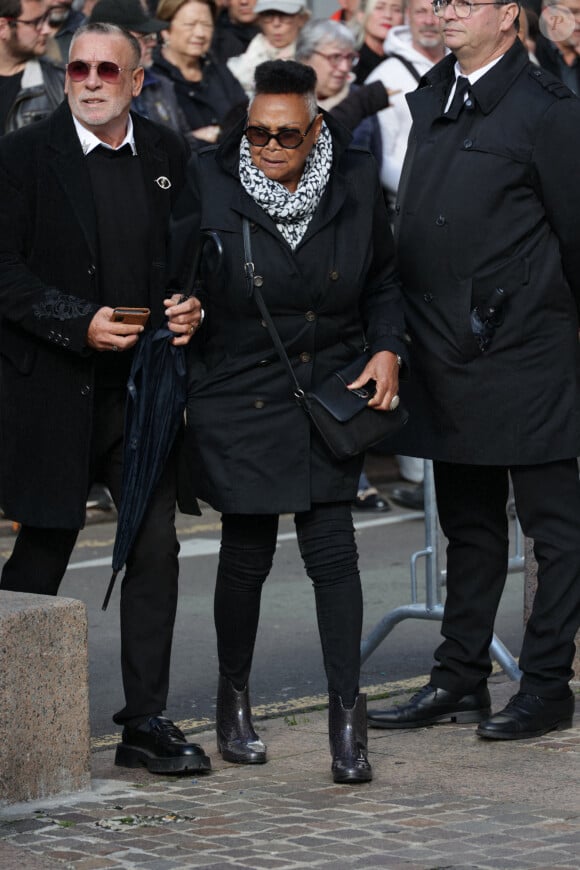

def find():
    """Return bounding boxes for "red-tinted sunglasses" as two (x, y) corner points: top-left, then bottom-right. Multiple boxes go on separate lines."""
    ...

(66, 60), (136, 83)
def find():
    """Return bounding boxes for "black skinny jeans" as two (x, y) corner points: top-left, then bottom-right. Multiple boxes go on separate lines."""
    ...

(214, 502), (363, 706)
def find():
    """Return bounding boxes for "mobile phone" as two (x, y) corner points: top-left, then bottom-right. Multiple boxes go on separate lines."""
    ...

(111, 307), (150, 326)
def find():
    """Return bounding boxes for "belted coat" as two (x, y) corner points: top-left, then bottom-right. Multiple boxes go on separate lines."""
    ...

(394, 39), (580, 466)
(174, 117), (407, 514)
(0, 102), (188, 528)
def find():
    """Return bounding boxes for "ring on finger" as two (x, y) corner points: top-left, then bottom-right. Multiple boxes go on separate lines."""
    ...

(389, 394), (400, 411)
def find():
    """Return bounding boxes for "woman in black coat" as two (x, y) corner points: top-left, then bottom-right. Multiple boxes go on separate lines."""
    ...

(153, 0), (247, 149)
(176, 60), (407, 783)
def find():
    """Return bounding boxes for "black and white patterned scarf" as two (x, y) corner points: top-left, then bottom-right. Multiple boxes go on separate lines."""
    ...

(239, 121), (333, 250)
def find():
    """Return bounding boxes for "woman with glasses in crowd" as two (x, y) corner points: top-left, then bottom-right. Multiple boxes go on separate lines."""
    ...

(172, 60), (407, 784)
(153, 0), (246, 146)
(226, 0), (309, 97)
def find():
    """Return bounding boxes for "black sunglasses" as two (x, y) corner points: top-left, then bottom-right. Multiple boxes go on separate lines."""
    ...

(66, 60), (136, 84)
(244, 116), (317, 150)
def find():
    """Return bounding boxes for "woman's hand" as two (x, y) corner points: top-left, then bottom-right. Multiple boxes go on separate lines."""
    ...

(347, 351), (400, 411)
(164, 294), (204, 346)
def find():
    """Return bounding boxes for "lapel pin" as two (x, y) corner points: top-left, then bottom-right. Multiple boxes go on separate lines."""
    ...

(155, 176), (171, 189)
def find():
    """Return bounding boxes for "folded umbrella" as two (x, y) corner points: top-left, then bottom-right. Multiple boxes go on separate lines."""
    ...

(102, 324), (187, 610)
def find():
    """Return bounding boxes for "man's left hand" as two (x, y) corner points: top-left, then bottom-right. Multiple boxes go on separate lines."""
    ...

(164, 294), (203, 346)
(347, 351), (400, 411)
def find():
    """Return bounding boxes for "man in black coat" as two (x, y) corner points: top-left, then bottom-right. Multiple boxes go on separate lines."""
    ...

(368, 0), (580, 739)
(0, 22), (209, 774)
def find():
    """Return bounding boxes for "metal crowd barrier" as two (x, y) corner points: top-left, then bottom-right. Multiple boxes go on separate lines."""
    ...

(361, 459), (523, 681)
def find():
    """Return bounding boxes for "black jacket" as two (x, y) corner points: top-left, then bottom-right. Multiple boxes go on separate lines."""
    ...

(211, 10), (260, 64)
(151, 50), (247, 149)
(173, 116), (407, 514)
(394, 39), (580, 465)
(0, 102), (188, 527)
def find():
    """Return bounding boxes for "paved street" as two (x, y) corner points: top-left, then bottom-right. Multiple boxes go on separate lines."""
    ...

(0, 678), (578, 869)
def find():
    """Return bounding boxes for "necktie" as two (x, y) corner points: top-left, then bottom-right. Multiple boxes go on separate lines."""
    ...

(446, 76), (471, 119)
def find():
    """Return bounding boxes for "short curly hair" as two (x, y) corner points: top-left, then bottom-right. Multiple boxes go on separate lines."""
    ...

(253, 60), (318, 118)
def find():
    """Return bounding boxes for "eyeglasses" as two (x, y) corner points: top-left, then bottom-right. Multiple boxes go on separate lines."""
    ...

(66, 60), (136, 83)
(244, 116), (317, 149)
(6, 12), (50, 29)
(312, 50), (359, 68)
(432, 0), (506, 16)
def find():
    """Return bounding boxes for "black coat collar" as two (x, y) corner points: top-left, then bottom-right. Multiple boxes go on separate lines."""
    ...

(411, 37), (529, 119)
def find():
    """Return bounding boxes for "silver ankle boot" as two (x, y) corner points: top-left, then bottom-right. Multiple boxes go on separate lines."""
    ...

(329, 692), (372, 784)
(216, 675), (267, 764)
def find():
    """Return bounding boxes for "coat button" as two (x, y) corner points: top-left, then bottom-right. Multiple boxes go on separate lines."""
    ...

(254, 275), (264, 287)
(463, 138), (473, 149)
(329, 270), (339, 281)
(48, 330), (55, 340)
(435, 215), (446, 226)
(260, 319), (267, 328)
(63, 337), (70, 348)
(305, 310), (316, 322)
(253, 399), (265, 409)
(300, 352), (312, 363)
(80, 384), (91, 396)
(87, 263), (96, 276)
(257, 358), (270, 367)
(424, 293), (434, 303)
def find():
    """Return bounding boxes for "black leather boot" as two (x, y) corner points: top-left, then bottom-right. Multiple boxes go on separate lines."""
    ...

(329, 692), (372, 784)
(216, 675), (267, 764)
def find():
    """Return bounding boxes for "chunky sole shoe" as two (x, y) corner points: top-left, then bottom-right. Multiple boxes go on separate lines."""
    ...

(115, 743), (212, 774)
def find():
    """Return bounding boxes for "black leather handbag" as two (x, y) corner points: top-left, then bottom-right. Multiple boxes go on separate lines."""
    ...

(242, 219), (408, 461)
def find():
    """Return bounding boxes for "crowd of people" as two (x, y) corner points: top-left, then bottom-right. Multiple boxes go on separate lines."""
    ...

(0, 0), (579, 786)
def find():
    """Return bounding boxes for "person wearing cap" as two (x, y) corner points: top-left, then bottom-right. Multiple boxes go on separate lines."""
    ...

(153, 0), (246, 147)
(227, 0), (308, 97)
(89, 0), (189, 136)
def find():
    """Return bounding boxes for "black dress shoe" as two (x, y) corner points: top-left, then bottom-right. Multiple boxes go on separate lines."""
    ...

(390, 483), (424, 511)
(477, 692), (574, 740)
(115, 716), (212, 774)
(367, 683), (491, 729)
(352, 488), (391, 512)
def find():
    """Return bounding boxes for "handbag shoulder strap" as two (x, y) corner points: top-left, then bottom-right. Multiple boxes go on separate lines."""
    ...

(242, 217), (304, 397)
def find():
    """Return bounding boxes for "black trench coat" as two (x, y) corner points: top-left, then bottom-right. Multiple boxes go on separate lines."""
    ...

(394, 39), (580, 466)
(174, 116), (407, 514)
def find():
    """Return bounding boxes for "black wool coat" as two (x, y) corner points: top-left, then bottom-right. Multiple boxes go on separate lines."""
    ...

(393, 39), (580, 466)
(173, 117), (407, 514)
(0, 102), (188, 528)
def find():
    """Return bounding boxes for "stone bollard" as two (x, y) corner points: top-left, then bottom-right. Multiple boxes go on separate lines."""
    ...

(524, 538), (580, 678)
(0, 592), (91, 805)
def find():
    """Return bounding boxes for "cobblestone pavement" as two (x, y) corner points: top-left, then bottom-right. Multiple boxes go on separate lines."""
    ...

(1, 679), (579, 870)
